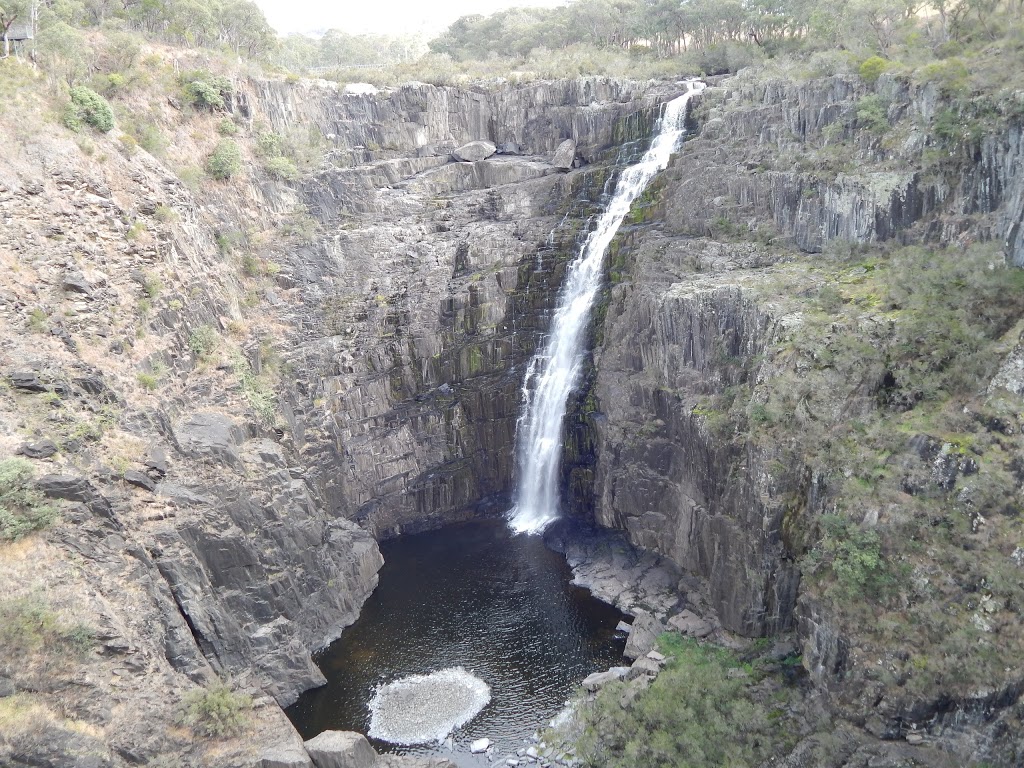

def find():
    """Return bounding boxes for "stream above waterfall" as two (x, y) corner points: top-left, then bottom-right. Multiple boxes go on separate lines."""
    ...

(285, 518), (627, 766)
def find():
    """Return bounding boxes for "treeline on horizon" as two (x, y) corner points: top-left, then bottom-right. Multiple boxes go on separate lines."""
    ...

(3, 0), (1024, 88)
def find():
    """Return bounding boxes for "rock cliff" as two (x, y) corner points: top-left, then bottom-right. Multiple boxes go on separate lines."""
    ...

(0, 74), (681, 766)
(2, 62), (1022, 767)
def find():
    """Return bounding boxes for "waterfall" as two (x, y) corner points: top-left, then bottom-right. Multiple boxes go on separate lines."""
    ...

(509, 80), (705, 535)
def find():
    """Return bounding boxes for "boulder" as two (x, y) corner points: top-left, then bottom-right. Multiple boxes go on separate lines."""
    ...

(582, 666), (630, 691)
(173, 412), (245, 468)
(37, 475), (96, 503)
(304, 731), (377, 768)
(122, 470), (156, 492)
(10, 372), (47, 392)
(143, 446), (168, 478)
(668, 610), (713, 638)
(551, 139), (576, 169)
(628, 657), (662, 679)
(260, 744), (314, 768)
(496, 141), (521, 155)
(469, 738), (491, 753)
(62, 272), (92, 296)
(623, 611), (665, 659)
(18, 439), (58, 459)
(452, 141), (496, 162)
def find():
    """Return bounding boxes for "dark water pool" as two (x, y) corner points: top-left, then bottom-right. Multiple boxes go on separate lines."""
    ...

(285, 518), (626, 766)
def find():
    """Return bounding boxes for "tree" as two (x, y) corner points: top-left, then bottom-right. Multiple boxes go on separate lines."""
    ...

(0, 0), (32, 58)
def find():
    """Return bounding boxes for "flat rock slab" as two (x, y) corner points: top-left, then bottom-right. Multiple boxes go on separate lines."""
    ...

(304, 730), (377, 768)
(453, 140), (496, 162)
(260, 744), (313, 768)
(582, 666), (630, 691)
(668, 609), (713, 638)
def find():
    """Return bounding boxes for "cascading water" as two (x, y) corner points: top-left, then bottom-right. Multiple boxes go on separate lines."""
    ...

(509, 80), (705, 535)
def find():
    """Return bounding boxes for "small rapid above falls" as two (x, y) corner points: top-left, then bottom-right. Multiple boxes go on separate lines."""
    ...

(509, 80), (706, 535)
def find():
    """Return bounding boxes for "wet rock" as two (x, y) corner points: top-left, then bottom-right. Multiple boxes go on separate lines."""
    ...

(10, 371), (47, 392)
(123, 470), (156, 492)
(304, 730), (377, 768)
(551, 140), (576, 169)
(453, 141), (497, 162)
(18, 439), (58, 459)
(260, 744), (314, 768)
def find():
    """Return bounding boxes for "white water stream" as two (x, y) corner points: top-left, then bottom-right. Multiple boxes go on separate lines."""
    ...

(509, 81), (705, 535)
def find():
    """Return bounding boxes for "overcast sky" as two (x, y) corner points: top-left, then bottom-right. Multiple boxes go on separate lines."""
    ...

(254, 0), (568, 37)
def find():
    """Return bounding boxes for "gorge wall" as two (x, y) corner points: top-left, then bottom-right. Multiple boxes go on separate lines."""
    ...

(2, 64), (1023, 768)
(0, 74), (679, 767)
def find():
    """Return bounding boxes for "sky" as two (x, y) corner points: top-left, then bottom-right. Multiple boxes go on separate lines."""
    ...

(254, 0), (568, 37)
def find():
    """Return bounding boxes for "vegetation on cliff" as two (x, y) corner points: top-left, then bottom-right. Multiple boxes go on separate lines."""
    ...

(577, 634), (804, 767)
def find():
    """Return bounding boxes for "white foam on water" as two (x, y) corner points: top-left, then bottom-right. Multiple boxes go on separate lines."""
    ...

(367, 666), (492, 745)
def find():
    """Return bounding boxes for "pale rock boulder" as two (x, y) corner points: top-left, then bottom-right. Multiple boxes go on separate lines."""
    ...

(551, 139), (577, 169)
(304, 731), (377, 768)
(452, 140), (497, 162)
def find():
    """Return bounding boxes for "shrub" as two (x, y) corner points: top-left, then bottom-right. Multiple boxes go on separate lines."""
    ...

(181, 71), (233, 111)
(577, 635), (791, 767)
(136, 372), (158, 391)
(817, 515), (891, 599)
(858, 56), (891, 85)
(0, 597), (93, 658)
(188, 325), (219, 360)
(217, 117), (239, 136)
(179, 683), (251, 737)
(263, 155), (300, 181)
(0, 459), (58, 541)
(855, 95), (890, 135)
(63, 86), (114, 133)
(206, 139), (242, 180)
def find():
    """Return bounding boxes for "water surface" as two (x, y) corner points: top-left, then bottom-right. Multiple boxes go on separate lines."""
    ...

(286, 518), (626, 766)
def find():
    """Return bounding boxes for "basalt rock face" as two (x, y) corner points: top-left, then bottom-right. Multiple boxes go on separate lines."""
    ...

(241, 78), (675, 537)
(577, 72), (1024, 765)
(581, 72), (1024, 641)
(0, 74), (682, 767)
(591, 244), (802, 637)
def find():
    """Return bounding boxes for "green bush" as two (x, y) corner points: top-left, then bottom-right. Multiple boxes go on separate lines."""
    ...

(136, 372), (159, 391)
(578, 635), (792, 767)
(181, 71), (233, 111)
(817, 515), (891, 599)
(217, 117), (239, 136)
(188, 325), (220, 360)
(263, 155), (300, 181)
(63, 86), (114, 133)
(858, 56), (891, 85)
(206, 139), (242, 180)
(179, 683), (251, 737)
(855, 95), (890, 135)
(0, 597), (93, 658)
(0, 458), (58, 542)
